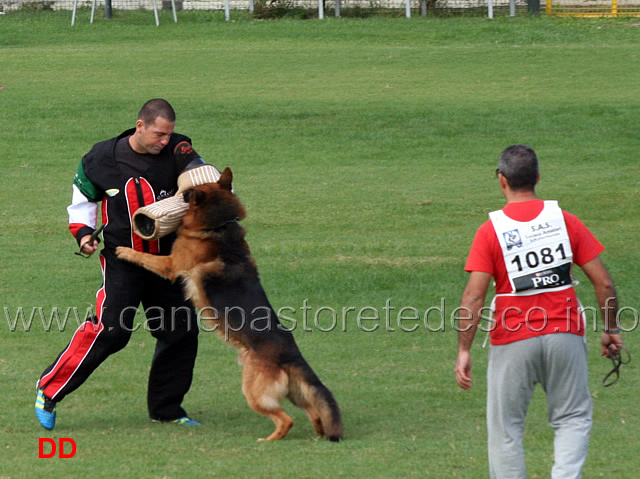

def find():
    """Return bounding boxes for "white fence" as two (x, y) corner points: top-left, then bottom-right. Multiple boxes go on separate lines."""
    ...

(0, 0), (529, 13)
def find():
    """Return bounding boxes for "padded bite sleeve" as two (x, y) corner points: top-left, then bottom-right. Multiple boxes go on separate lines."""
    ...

(132, 165), (223, 240)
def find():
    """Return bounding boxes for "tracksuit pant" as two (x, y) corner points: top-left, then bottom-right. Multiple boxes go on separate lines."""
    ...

(38, 250), (199, 421)
(487, 333), (592, 479)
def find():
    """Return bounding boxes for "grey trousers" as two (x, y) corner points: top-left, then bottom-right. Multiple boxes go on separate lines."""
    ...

(487, 333), (592, 479)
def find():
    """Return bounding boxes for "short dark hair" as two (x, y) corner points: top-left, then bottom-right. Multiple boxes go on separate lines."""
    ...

(497, 144), (539, 191)
(138, 98), (176, 125)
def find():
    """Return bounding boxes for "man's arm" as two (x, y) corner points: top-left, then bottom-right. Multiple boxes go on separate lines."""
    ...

(68, 184), (100, 255)
(173, 140), (205, 172)
(455, 271), (492, 390)
(580, 256), (623, 357)
(68, 160), (102, 256)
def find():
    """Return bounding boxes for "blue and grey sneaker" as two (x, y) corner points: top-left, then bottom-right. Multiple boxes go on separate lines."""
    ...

(172, 416), (200, 426)
(35, 388), (56, 430)
(152, 415), (201, 426)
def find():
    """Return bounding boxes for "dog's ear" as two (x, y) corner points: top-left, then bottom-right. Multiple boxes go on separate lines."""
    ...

(218, 167), (233, 192)
(183, 188), (206, 206)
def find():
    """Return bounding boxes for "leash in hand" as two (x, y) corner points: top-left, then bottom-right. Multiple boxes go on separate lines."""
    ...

(75, 225), (105, 258)
(602, 345), (631, 387)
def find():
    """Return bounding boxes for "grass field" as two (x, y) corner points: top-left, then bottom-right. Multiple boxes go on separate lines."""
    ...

(1, 12), (639, 478)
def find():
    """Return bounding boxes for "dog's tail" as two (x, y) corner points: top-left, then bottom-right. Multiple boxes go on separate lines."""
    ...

(286, 358), (343, 442)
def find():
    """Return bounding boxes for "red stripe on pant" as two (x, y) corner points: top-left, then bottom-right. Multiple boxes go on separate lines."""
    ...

(40, 257), (108, 400)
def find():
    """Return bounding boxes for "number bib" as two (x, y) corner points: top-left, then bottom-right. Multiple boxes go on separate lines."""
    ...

(489, 201), (573, 293)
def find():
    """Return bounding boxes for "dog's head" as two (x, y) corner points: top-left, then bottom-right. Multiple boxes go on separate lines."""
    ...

(182, 167), (246, 231)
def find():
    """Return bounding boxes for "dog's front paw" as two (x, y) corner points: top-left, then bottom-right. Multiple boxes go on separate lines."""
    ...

(115, 246), (137, 262)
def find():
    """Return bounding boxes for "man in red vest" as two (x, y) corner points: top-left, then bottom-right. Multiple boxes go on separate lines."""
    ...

(455, 144), (623, 478)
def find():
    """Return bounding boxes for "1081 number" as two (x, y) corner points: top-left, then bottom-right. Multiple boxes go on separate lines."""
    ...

(510, 243), (567, 272)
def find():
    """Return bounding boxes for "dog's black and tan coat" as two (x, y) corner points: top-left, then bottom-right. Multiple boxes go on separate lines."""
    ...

(116, 168), (343, 441)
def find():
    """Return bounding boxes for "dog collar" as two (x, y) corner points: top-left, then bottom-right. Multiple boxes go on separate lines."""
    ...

(205, 216), (241, 234)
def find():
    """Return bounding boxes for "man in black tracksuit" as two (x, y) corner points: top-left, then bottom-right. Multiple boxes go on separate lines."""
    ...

(35, 99), (209, 429)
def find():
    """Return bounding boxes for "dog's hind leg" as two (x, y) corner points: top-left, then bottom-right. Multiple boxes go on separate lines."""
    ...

(255, 407), (294, 442)
(286, 362), (343, 442)
(303, 405), (325, 437)
(288, 386), (325, 437)
(242, 359), (293, 441)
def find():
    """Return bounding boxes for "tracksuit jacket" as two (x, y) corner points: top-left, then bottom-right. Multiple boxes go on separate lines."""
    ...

(69, 127), (193, 254)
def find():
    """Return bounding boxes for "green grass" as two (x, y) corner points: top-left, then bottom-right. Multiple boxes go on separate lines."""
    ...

(1, 12), (640, 478)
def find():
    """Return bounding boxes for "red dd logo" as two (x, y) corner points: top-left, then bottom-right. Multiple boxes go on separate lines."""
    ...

(38, 438), (77, 458)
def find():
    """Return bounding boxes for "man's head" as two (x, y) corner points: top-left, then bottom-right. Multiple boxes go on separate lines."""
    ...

(497, 144), (539, 192)
(130, 99), (176, 155)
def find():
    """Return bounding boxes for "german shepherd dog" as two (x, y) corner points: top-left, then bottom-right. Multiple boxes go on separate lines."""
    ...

(116, 168), (343, 442)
